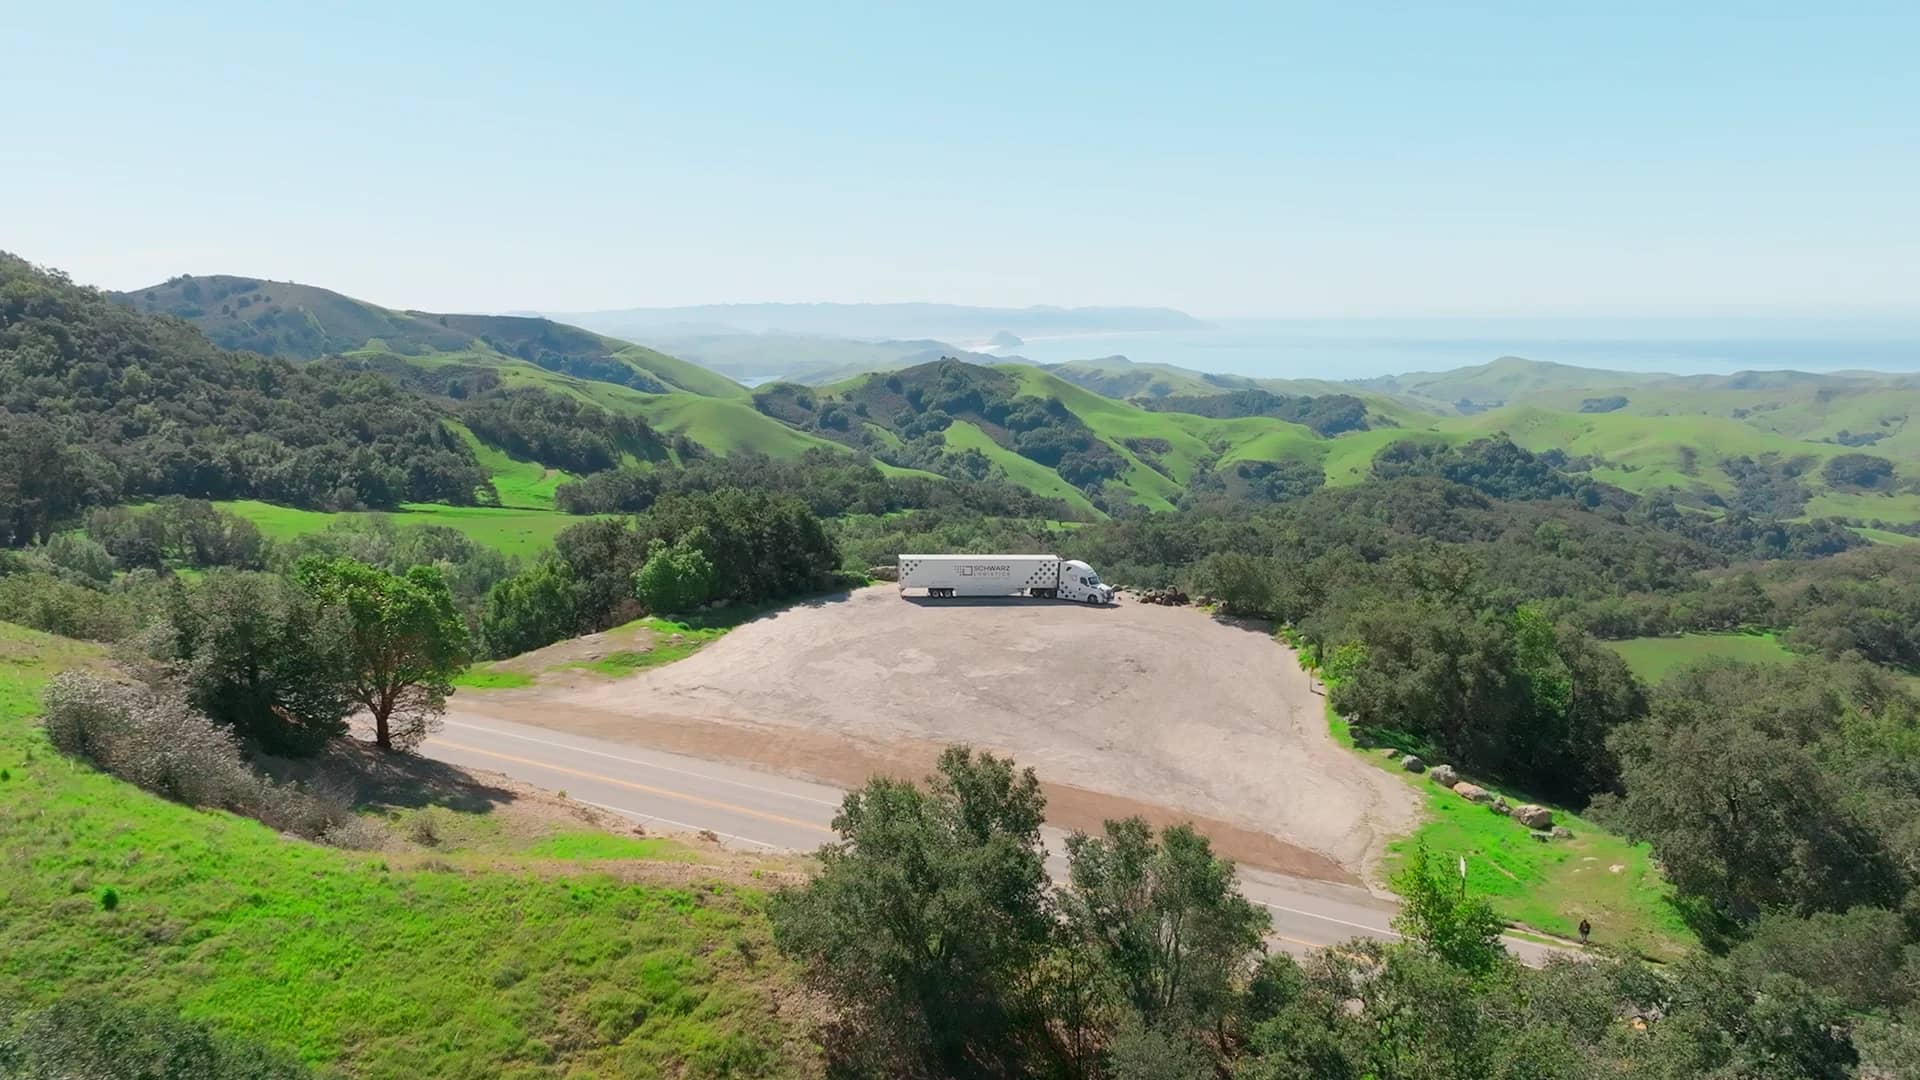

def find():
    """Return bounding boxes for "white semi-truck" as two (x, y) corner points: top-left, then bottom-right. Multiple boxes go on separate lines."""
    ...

(897, 554), (1116, 604)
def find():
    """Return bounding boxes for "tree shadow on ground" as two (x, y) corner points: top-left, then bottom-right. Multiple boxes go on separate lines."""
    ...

(256, 737), (517, 815)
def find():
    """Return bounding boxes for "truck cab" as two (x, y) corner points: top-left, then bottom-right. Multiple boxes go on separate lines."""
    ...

(1058, 559), (1115, 604)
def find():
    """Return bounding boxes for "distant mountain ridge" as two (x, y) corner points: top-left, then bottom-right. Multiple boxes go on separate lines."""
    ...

(114, 274), (742, 399)
(630, 331), (1040, 386)
(541, 301), (1209, 343)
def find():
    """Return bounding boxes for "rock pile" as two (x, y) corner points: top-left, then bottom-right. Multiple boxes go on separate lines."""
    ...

(1421, 762), (1571, 840)
(868, 565), (899, 582)
(1134, 587), (1190, 606)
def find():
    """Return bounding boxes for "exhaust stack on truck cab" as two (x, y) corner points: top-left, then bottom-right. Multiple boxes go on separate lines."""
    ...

(896, 554), (1115, 604)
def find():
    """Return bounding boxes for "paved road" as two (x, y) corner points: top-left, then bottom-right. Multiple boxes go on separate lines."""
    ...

(423, 713), (1562, 963)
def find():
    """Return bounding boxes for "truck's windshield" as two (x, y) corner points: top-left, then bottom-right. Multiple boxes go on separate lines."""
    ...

(1086, 574), (1101, 585)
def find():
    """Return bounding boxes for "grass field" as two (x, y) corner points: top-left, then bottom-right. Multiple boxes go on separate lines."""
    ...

(219, 500), (595, 562)
(450, 667), (537, 689)
(1326, 707), (1695, 961)
(1296, 634), (1696, 961)
(452, 425), (576, 511)
(459, 613), (745, 688)
(0, 620), (815, 1078)
(941, 420), (1101, 515)
(1855, 526), (1920, 546)
(1603, 632), (1797, 683)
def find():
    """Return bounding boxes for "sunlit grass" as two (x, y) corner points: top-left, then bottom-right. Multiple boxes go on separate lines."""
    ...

(0, 620), (812, 1078)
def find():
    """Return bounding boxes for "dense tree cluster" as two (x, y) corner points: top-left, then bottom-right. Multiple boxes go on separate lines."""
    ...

(1606, 659), (1920, 936)
(1719, 452), (1817, 518)
(1372, 434), (1621, 506)
(84, 499), (267, 571)
(772, 746), (1889, 1078)
(1138, 388), (1372, 436)
(754, 361), (1132, 495)
(481, 488), (844, 657)
(0, 253), (488, 541)
(1183, 457), (1326, 504)
(553, 448), (1080, 520)
(458, 386), (666, 475)
(1822, 452), (1899, 492)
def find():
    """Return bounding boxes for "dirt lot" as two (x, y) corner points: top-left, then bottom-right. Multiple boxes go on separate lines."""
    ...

(460, 587), (1417, 883)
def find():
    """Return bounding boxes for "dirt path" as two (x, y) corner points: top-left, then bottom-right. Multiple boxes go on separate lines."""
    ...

(459, 587), (1416, 884)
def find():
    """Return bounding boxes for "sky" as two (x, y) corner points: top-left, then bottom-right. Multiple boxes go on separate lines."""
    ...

(4, 3), (1917, 318)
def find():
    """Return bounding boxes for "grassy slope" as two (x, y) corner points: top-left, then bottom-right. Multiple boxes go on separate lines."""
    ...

(451, 424), (576, 511)
(0, 621), (814, 1077)
(1325, 704), (1695, 961)
(1357, 356), (1664, 407)
(218, 500), (596, 562)
(630, 394), (843, 457)
(458, 615), (732, 687)
(361, 347), (839, 464)
(1854, 526), (1920, 546)
(1603, 632), (1798, 683)
(1040, 357), (1920, 514)
(942, 421), (1100, 515)
(602, 341), (749, 400)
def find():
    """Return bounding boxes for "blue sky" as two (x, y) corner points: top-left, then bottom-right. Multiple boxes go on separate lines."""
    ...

(4, 3), (1915, 316)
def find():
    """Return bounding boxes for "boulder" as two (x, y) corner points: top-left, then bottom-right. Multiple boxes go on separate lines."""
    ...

(1135, 586), (1191, 606)
(1399, 754), (1425, 773)
(1511, 804), (1554, 830)
(1550, 826), (1574, 840)
(1428, 764), (1459, 788)
(867, 565), (900, 582)
(1379, 747), (1401, 759)
(1454, 782), (1492, 804)
(1491, 797), (1511, 816)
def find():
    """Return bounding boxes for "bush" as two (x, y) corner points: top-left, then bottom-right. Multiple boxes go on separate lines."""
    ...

(42, 672), (254, 808)
(480, 556), (582, 659)
(633, 533), (717, 615)
(0, 995), (313, 1079)
(41, 673), (355, 841)
(0, 571), (154, 642)
(43, 531), (116, 583)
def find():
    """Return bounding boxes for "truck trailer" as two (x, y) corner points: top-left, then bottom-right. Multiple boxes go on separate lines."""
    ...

(897, 554), (1115, 604)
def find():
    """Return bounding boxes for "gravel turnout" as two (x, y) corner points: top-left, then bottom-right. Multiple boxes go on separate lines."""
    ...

(472, 586), (1417, 881)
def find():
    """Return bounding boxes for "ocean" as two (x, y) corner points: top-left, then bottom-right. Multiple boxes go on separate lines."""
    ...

(980, 317), (1920, 380)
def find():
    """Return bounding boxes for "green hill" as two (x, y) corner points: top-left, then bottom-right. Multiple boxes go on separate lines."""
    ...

(115, 275), (745, 399)
(1043, 355), (1264, 399)
(1354, 355), (1664, 410)
(0, 621), (814, 1077)
(746, 359), (1401, 513)
(75, 269), (1920, 530)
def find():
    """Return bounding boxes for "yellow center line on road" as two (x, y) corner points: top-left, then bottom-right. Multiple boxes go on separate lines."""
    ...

(432, 739), (835, 835)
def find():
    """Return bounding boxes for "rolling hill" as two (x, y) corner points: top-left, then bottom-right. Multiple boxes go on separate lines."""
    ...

(79, 265), (1920, 535)
(628, 330), (1030, 385)
(115, 275), (744, 399)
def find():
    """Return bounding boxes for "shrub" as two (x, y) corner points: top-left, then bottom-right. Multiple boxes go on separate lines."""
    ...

(42, 672), (254, 808)
(40, 673), (355, 841)
(0, 995), (313, 1079)
(0, 572), (150, 642)
(633, 533), (717, 615)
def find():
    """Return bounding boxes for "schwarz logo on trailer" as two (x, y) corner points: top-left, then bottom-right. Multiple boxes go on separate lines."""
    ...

(956, 564), (1013, 577)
